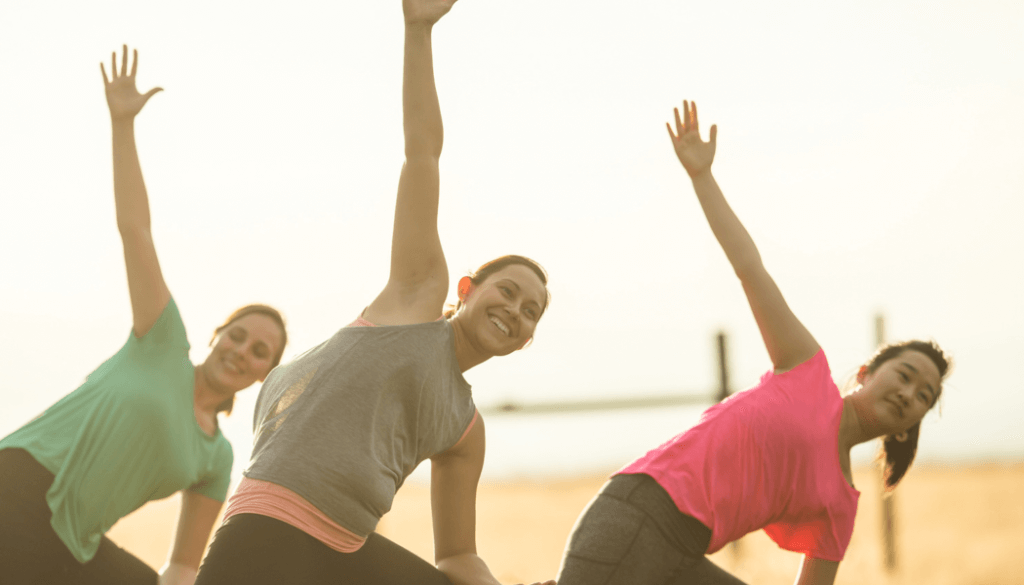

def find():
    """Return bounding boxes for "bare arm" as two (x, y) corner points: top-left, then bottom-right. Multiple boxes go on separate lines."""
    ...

(429, 419), (555, 585)
(668, 101), (819, 373)
(159, 491), (224, 585)
(101, 46), (168, 337)
(794, 556), (840, 585)
(430, 418), (500, 585)
(365, 0), (457, 326)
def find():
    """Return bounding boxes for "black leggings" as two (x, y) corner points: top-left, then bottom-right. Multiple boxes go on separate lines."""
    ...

(557, 473), (748, 585)
(195, 513), (453, 585)
(0, 448), (157, 585)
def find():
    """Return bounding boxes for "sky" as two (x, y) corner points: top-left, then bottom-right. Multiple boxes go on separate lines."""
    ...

(1, 0), (1022, 480)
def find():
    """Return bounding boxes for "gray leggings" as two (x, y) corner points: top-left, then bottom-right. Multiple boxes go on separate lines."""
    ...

(557, 473), (747, 585)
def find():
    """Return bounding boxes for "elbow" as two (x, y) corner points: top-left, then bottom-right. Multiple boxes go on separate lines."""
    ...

(117, 222), (152, 243)
(404, 143), (443, 161)
(402, 153), (442, 174)
(404, 129), (444, 159)
(732, 257), (766, 282)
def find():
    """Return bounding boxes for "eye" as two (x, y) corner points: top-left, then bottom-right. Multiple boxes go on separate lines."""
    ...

(898, 372), (909, 382)
(230, 329), (245, 342)
(499, 286), (512, 298)
(918, 391), (929, 403)
(525, 307), (537, 319)
(254, 344), (269, 360)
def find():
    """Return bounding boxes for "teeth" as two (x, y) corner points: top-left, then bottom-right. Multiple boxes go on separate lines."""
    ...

(489, 316), (510, 336)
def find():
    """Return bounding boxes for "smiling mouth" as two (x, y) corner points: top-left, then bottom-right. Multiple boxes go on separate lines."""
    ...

(489, 315), (511, 337)
(886, 399), (904, 418)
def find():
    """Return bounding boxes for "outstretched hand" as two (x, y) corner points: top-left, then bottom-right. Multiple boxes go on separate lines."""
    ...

(403, 0), (457, 26)
(101, 45), (162, 121)
(666, 100), (717, 178)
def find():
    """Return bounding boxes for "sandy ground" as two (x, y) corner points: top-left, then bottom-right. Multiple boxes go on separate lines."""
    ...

(108, 464), (1024, 584)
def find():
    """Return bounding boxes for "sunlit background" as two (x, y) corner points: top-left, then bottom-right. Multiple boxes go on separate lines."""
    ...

(2, 0), (1022, 488)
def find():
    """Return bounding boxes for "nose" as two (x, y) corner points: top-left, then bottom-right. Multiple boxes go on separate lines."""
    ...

(504, 304), (520, 322)
(897, 387), (912, 406)
(231, 342), (253, 362)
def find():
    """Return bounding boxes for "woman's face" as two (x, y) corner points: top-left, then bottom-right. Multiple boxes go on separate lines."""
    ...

(205, 313), (283, 392)
(457, 264), (547, 358)
(857, 349), (941, 435)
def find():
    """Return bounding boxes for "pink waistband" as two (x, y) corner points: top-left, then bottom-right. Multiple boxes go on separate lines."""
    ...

(223, 477), (366, 553)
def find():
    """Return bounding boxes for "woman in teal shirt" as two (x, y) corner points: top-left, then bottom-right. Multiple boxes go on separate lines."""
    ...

(0, 46), (287, 585)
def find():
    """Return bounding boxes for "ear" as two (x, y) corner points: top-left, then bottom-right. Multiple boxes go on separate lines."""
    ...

(457, 276), (474, 302)
(856, 365), (869, 384)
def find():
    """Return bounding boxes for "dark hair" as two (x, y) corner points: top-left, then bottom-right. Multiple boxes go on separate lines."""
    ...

(209, 304), (288, 416)
(443, 255), (550, 320)
(863, 340), (952, 492)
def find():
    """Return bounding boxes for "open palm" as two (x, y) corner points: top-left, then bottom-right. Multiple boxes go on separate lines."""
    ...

(667, 100), (717, 178)
(101, 45), (162, 121)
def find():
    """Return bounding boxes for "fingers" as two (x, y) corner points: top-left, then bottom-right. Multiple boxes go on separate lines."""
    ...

(673, 100), (710, 140)
(105, 45), (142, 82)
(142, 87), (164, 105)
(709, 124), (718, 145)
(666, 121), (678, 142)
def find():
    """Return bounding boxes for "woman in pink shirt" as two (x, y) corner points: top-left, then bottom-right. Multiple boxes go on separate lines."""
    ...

(554, 101), (951, 585)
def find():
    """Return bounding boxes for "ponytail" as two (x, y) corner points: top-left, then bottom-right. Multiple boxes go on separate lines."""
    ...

(879, 422), (920, 492)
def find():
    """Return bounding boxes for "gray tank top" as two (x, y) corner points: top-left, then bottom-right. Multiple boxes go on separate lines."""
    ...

(245, 319), (476, 537)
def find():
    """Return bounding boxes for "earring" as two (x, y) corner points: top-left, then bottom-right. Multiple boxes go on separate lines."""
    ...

(894, 431), (909, 443)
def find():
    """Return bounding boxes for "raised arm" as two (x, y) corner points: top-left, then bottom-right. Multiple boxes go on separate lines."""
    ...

(668, 101), (818, 373)
(101, 46), (169, 337)
(365, 0), (457, 326)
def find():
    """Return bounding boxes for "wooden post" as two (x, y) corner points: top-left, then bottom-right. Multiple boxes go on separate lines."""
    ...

(716, 331), (730, 402)
(876, 314), (898, 572)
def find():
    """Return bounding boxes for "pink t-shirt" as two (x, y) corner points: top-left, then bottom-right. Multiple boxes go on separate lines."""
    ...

(619, 349), (860, 562)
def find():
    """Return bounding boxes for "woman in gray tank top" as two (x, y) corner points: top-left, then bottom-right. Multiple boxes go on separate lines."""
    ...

(194, 2), (553, 585)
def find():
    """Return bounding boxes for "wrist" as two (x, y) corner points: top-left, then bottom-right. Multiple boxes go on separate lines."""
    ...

(110, 117), (136, 131)
(404, 20), (435, 34)
(688, 167), (714, 182)
(159, 562), (198, 585)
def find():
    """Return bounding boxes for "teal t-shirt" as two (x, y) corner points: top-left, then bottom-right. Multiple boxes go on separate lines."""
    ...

(0, 299), (233, 563)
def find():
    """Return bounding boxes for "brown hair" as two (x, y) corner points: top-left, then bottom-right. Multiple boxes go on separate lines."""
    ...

(209, 304), (288, 415)
(862, 340), (952, 492)
(443, 255), (550, 320)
